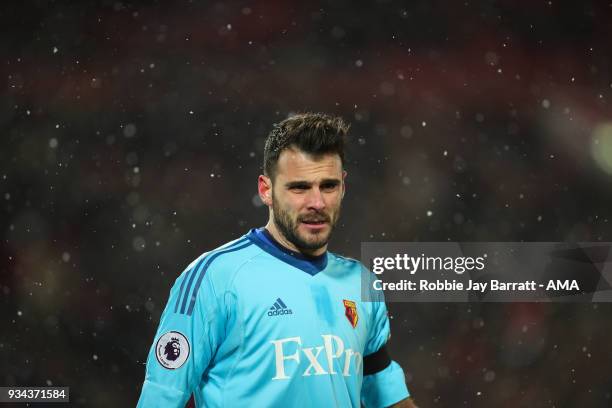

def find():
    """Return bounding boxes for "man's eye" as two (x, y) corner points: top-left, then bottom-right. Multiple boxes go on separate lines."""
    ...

(290, 185), (308, 191)
(321, 183), (339, 190)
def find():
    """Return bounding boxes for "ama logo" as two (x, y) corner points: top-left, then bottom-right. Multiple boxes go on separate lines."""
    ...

(156, 331), (190, 369)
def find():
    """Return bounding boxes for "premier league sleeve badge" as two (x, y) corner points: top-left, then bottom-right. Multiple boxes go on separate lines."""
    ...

(155, 331), (190, 369)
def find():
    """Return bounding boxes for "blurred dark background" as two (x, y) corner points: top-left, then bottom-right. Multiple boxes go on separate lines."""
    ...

(2, 0), (612, 406)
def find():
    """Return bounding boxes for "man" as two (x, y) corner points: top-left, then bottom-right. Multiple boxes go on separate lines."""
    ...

(137, 113), (416, 407)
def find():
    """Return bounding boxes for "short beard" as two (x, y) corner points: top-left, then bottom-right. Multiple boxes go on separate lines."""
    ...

(271, 193), (339, 253)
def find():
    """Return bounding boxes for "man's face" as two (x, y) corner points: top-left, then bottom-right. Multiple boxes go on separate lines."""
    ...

(267, 148), (345, 253)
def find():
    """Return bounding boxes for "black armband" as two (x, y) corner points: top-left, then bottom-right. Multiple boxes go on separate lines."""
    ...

(363, 344), (391, 376)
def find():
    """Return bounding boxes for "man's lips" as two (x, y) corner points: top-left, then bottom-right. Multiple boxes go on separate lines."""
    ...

(300, 217), (329, 224)
(300, 219), (329, 229)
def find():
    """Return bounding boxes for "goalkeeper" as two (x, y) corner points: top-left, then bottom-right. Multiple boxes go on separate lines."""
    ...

(137, 113), (417, 408)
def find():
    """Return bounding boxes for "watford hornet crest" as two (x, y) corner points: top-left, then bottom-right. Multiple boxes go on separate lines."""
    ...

(343, 299), (358, 328)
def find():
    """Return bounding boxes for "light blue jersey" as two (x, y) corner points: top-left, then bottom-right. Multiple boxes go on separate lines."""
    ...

(137, 228), (410, 407)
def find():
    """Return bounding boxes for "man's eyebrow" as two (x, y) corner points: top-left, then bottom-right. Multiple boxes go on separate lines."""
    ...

(285, 180), (311, 188)
(320, 178), (341, 185)
(284, 179), (341, 188)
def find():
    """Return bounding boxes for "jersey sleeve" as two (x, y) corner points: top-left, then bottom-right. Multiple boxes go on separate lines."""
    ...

(137, 258), (229, 407)
(361, 296), (410, 408)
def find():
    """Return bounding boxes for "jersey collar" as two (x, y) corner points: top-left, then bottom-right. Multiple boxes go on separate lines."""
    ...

(246, 228), (328, 276)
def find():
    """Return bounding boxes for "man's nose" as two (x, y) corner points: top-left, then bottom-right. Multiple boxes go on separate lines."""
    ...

(306, 187), (326, 210)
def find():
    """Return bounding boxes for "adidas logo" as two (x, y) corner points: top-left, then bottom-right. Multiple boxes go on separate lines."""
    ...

(268, 298), (293, 316)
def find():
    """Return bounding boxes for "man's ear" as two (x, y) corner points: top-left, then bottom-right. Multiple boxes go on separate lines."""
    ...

(258, 175), (273, 206)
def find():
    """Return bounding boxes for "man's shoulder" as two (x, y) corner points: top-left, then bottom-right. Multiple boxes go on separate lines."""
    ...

(328, 251), (382, 285)
(168, 235), (258, 316)
(329, 252), (361, 266)
(182, 234), (259, 281)
(328, 252), (370, 274)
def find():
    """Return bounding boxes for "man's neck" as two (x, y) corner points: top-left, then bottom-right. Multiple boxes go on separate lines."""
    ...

(264, 220), (327, 257)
